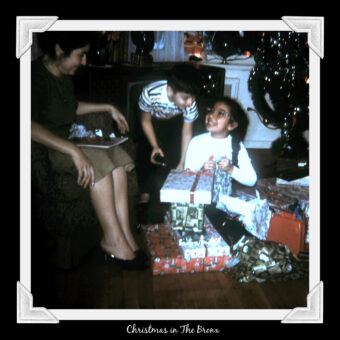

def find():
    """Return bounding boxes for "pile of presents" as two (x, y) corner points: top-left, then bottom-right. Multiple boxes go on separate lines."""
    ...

(141, 169), (309, 277)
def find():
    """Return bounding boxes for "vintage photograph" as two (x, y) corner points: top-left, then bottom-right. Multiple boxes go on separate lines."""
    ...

(17, 18), (323, 324)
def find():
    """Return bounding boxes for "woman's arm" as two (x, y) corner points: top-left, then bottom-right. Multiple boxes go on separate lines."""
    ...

(140, 111), (164, 164)
(76, 101), (129, 134)
(31, 121), (95, 188)
(177, 121), (193, 169)
(76, 101), (112, 115)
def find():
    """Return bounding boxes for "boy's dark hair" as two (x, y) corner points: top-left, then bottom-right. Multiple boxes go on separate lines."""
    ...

(167, 63), (200, 97)
(212, 96), (249, 167)
(36, 31), (92, 60)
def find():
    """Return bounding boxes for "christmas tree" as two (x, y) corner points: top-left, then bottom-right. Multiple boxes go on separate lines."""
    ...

(248, 31), (309, 159)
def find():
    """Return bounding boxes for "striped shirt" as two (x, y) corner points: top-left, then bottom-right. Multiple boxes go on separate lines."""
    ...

(138, 80), (199, 123)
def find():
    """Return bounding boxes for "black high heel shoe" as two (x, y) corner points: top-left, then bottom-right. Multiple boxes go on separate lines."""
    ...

(134, 249), (149, 263)
(102, 249), (148, 270)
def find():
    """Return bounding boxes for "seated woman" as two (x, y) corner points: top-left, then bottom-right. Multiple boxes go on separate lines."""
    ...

(31, 31), (147, 270)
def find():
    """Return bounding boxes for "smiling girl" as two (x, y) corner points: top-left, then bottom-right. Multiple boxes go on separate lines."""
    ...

(184, 96), (258, 251)
(184, 96), (257, 201)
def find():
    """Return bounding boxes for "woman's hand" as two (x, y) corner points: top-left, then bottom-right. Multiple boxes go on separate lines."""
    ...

(76, 102), (129, 134)
(31, 121), (95, 188)
(71, 149), (95, 189)
(150, 147), (164, 164)
(109, 106), (129, 134)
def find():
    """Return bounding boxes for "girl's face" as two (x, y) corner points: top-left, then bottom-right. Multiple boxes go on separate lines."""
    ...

(205, 101), (238, 137)
(56, 44), (90, 76)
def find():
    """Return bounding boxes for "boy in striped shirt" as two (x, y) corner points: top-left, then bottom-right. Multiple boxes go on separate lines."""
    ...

(137, 63), (200, 219)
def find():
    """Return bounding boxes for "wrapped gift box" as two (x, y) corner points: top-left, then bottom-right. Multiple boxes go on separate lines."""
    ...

(160, 169), (213, 232)
(170, 202), (204, 232)
(267, 210), (306, 256)
(142, 223), (233, 276)
(167, 212), (231, 259)
(160, 169), (213, 204)
(175, 222), (231, 259)
(202, 256), (230, 272)
(172, 220), (228, 245)
(233, 177), (310, 243)
(176, 229), (208, 245)
(205, 242), (231, 257)
(177, 243), (207, 261)
(233, 178), (309, 219)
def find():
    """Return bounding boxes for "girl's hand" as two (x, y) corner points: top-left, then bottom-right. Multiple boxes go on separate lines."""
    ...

(71, 149), (95, 189)
(203, 160), (216, 171)
(150, 147), (164, 164)
(109, 106), (129, 134)
(218, 157), (234, 174)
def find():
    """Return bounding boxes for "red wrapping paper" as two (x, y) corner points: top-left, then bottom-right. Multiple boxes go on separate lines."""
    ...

(142, 223), (233, 276)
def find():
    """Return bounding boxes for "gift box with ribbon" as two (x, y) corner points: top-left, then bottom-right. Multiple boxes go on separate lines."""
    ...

(142, 223), (234, 276)
(160, 169), (214, 232)
(160, 169), (213, 204)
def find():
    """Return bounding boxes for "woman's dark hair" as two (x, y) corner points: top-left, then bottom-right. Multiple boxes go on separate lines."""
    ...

(36, 31), (92, 59)
(211, 96), (249, 167)
(167, 63), (200, 97)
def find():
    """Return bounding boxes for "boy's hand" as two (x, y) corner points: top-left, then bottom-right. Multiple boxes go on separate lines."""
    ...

(151, 147), (164, 164)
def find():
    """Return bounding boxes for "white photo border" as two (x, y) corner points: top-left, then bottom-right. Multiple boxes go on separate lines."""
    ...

(17, 17), (324, 323)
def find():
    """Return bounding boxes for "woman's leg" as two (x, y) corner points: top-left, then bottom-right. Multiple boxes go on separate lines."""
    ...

(111, 166), (140, 252)
(90, 171), (135, 260)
